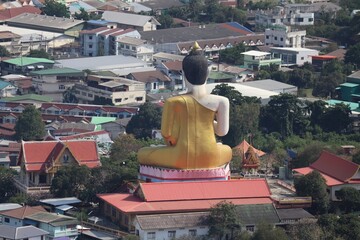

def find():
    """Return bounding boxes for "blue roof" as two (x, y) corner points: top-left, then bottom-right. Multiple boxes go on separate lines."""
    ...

(225, 22), (254, 34)
(0, 80), (13, 90)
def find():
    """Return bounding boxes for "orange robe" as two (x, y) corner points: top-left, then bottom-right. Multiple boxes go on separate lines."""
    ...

(138, 95), (232, 169)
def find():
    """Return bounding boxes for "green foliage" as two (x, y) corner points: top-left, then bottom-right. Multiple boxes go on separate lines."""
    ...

(320, 103), (352, 133)
(345, 42), (360, 68)
(339, 0), (360, 11)
(15, 105), (46, 141)
(287, 219), (324, 240)
(0, 167), (16, 202)
(352, 150), (360, 164)
(252, 222), (288, 240)
(247, 0), (277, 10)
(27, 49), (51, 59)
(219, 43), (247, 65)
(335, 214), (360, 240)
(207, 201), (241, 240)
(42, 0), (70, 18)
(294, 170), (329, 214)
(74, 8), (101, 21)
(211, 84), (261, 147)
(292, 142), (326, 168)
(126, 102), (162, 139)
(157, 14), (174, 29)
(335, 187), (360, 213)
(0, 45), (10, 57)
(63, 87), (78, 103)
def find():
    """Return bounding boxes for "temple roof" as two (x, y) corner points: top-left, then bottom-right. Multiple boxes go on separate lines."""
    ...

(233, 139), (266, 157)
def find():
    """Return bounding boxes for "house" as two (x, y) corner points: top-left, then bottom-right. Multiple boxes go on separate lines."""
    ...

(241, 50), (282, 71)
(39, 197), (82, 213)
(117, 36), (154, 64)
(335, 70), (360, 103)
(140, 22), (263, 56)
(14, 139), (101, 194)
(0, 225), (49, 240)
(270, 47), (319, 66)
(6, 13), (85, 37)
(1, 57), (55, 75)
(134, 212), (209, 240)
(97, 179), (273, 232)
(240, 79), (298, 95)
(127, 70), (171, 93)
(25, 212), (79, 240)
(0, 205), (46, 227)
(102, 11), (160, 31)
(153, 52), (185, 67)
(1, 74), (33, 94)
(293, 151), (360, 201)
(158, 60), (184, 91)
(74, 75), (146, 105)
(80, 27), (140, 57)
(0, 31), (21, 54)
(59, 130), (113, 145)
(69, 1), (97, 15)
(30, 68), (85, 102)
(265, 26), (306, 48)
(311, 55), (337, 71)
(0, 80), (16, 97)
(100, 120), (127, 140)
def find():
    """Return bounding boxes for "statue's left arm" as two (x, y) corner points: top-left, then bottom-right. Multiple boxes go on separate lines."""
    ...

(214, 97), (230, 137)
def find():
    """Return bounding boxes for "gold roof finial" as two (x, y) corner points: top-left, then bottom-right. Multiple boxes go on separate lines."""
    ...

(192, 41), (202, 51)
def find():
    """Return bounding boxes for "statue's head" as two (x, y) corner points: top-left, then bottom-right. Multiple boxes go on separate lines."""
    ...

(182, 42), (208, 85)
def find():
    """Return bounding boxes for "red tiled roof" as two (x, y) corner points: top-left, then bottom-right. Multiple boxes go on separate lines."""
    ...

(20, 140), (100, 171)
(97, 193), (273, 214)
(139, 179), (271, 202)
(163, 60), (182, 72)
(312, 55), (337, 60)
(293, 167), (343, 186)
(0, 6), (41, 20)
(310, 151), (359, 182)
(0, 206), (45, 219)
(233, 139), (266, 157)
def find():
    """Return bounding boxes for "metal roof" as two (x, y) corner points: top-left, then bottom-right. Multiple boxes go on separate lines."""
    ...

(56, 204), (74, 212)
(102, 11), (160, 27)
(277, 208), (314, 221)
(3, 57), (54, 66)
(240, 79), (297, 92)
(236, 204), (280, 225)
(241, 50), (270, 56)
(0, 225), (49, 239)
(54, 55), (147, 71)
(30, 67), (84, 76)
(0, 203), (22, 211)
(26, 212), (78, 226)
(7, 13), (84, 31)
(40, 197), (81, 206)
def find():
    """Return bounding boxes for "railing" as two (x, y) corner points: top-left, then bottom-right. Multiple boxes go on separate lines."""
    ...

(13, 177), (51, 194)
(54, 229), (78, 237)
(276, 180), (296, 192)
(81, 221), (128, 237)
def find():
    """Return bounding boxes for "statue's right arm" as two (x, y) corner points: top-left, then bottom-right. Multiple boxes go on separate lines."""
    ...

(161, 100), (178, 146)
(214, 97), (230, 136)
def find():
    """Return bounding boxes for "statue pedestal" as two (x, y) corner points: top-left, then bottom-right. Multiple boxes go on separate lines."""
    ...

(139, 164), (231, 182)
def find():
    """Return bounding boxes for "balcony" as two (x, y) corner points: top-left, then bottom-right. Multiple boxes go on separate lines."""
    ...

(13, 176), (50, 194)
(54, 229), (78, 237)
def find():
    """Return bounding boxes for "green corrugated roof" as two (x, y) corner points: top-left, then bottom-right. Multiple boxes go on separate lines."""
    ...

(340, 82), (359, 87)
(327, 99), (360, 112)
(208, 71), (235, 80)
(3, 57), (55, 66)
(30, 67), (84, 76)
(2, 94), (53, 102)
(91, 116), (116, 125)
(0, 80), (13, 89)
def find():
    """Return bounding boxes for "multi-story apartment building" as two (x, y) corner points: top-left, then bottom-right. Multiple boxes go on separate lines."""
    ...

(117, 36), (154, 64)
(74, 75), (146, 106)
(80, 27), (140, 57)
(265, 26), (306, 48)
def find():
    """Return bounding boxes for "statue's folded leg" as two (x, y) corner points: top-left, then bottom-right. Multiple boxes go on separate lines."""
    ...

(138, 146), (178, 169)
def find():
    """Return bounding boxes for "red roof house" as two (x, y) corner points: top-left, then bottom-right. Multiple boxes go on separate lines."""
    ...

(293, 151), (360, 200)
(15, 140), (101, 194)
(97, 179), (272, 232)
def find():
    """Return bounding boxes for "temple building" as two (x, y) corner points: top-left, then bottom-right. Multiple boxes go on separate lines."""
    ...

(233, 139), (266, 174)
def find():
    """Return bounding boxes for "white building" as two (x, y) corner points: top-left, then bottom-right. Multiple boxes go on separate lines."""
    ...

(0, 80), (16, 97)
(80, 27), (140, 57)
(265, 26), (306, 48)
(117, 36), (154, 64)
(270, 47), (319, 66)
(74, 75), (146, 106)
(134, 212), (209, 240)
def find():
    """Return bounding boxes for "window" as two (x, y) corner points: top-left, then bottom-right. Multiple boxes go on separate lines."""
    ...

(132, 46), (136, 51)
(126, 45), (130, 49)
(59, 85), (65, 90)
(147, 232), (156, 240)
(301, 57), (304, 60)
(82, 92), (87, 96)
(189, 229), (197, 236)
(136, 97), (143, 101)
(89, 36), (93, 40)
(4, 217), (9, 223)
(39, 174), (47, 184)
(63, 154), (69, 163)
(88, 93), (93, 97)
(168, 231), (176, 238)
(115, 98), (122, 103)
(266, 36), (269, 39)
(246, 225), (255, 232)
(309, 18), (314, 22)
(297, 18), (304, 22)
(89, 44), (93, 49)
(280, 37), (283, 41)
(274, 37), (277, 40)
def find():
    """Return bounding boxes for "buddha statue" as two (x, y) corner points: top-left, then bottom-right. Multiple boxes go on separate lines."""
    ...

(138, 42), (232, 170)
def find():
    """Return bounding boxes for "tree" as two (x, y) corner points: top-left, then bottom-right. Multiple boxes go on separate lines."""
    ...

(320, 103), (352, 133)
(292, 142), (325, 168)
(294, 170), (329, 214)
(74, 8), (90, 21)
(50, 165), (91, 200)
(42, 0), (70, 18)
(252, 222), (288, 240)
(126, 102), (162, 139)
(287, 219), (324, 240)
(0, 45), (10, 57)
(345, 42), (360, 68)
(219, 43), (247, 65)
(0, 167), (17, 202)
(335, 187), (360, 213)
(157, 14), (174, 29)
(207, 201), (240, 240)
(27, 49), (51, 59)
(63, 87), (78, 103)
(14, 105), (46, 141)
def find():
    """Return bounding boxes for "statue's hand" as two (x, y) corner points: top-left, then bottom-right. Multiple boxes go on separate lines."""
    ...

(165, 136), (177, 146)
